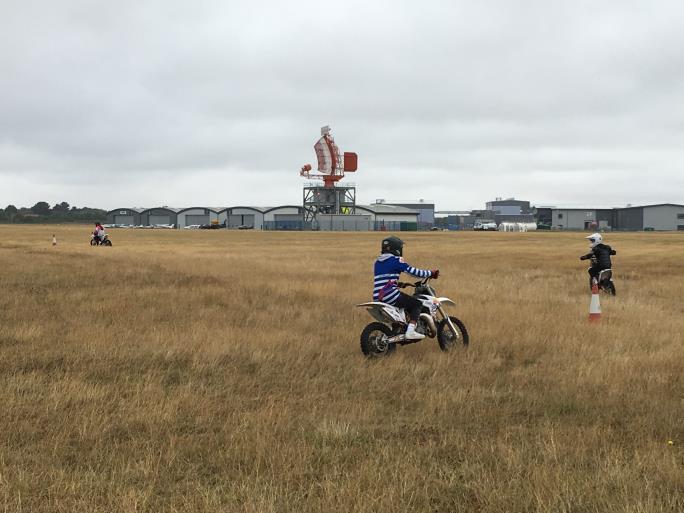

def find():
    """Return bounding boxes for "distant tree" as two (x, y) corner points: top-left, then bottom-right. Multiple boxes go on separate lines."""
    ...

(4, 205), (17, 222)
(71, 206), (78, 211)
(30, 201), (51, 216)
(0, 208), (5, 220)
(53, 201), (70, 212)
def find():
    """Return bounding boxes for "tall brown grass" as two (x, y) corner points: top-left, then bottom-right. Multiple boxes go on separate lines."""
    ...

(0, 224), (682, 512)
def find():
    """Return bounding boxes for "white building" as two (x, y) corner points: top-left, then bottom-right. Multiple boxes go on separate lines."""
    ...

(176, 208), (221, 228)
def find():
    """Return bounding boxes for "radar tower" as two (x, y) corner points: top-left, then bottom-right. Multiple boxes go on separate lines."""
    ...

(299, 126), (358, 228)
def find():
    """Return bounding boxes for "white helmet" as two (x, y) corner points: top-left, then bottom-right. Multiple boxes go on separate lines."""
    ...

(586, 233), (602, 248)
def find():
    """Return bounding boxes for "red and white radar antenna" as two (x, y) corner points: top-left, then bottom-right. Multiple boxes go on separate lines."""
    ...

(300, 126), (357, 188)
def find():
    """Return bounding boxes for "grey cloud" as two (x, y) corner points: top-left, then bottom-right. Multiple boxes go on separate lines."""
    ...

(1, 0), (683, 209)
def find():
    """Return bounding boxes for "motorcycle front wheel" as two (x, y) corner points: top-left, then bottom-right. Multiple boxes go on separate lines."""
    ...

(103, 239), (112, 246)
(360, 322), (396, 358)
(437, 316), (469, 352)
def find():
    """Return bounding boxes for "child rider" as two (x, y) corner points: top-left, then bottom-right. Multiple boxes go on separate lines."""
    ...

(373, 236), (439, 340)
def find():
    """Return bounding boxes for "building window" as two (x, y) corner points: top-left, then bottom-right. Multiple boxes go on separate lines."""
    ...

(678, 225), (684, 231)
(558, 213), (563, 219)
(677, 213), (684, 219)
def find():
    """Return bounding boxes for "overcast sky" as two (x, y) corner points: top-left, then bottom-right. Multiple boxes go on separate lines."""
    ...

(1, 0), (683, 211)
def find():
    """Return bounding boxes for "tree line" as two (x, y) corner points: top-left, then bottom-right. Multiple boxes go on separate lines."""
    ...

(0, 202), (107, 224)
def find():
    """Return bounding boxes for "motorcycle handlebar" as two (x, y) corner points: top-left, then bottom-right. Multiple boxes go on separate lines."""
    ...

(397, 277), (432, 289)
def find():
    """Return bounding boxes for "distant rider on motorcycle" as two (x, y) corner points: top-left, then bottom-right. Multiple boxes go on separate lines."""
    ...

(580, 233), (616, 286)
(374, 236), (439, 340)
(93, 222), (105, 244)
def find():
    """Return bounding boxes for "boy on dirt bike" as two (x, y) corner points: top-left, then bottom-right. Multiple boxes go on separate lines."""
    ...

(93, 222), (105, 244)
(374, 236), (439, 340)
(580, 233), (616, 287)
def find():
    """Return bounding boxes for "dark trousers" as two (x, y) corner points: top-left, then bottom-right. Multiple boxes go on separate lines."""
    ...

(588, 266), (608, 286)
(394, 292), (422, 322)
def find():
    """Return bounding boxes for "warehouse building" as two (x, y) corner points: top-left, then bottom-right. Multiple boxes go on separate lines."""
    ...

(361, 204), (420, 231)
(533, 206), (554, 228)
(107, 204), (419, 231)
(223, 207), (265, 229)
(140, 207), (179, 227)
(379, 200), (434, 228)
(106, 207), (143, 226)
(486, 198), (535, 224)
(551, 208), (615, 231)
(614, 204), (684, 231)
(486, 198), (532, 214)
(263, 206), (304, 230)
(176, 207), (221, 228)
(548, 204), (684, 231)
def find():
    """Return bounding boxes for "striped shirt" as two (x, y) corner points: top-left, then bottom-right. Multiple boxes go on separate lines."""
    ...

(373, 254), (432, 305)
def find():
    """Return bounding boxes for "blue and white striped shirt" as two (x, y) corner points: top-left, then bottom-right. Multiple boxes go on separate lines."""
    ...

(373, 254), (432, 305)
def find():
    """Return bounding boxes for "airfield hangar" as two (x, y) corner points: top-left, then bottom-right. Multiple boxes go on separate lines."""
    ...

(105, 203), (422, 231)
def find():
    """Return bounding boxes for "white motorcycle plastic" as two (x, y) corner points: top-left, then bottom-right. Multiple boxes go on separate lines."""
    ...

(356, 277), (469, 358)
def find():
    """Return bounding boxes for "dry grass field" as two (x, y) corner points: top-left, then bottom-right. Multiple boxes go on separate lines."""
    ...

(0, 224), (682, 512)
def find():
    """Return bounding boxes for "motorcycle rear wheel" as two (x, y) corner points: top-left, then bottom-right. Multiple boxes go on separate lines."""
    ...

(437, 316), (469, 352)
(360, 322), (396, 358)
(103, 239), (112, 246)
(90, 239), (97, 246)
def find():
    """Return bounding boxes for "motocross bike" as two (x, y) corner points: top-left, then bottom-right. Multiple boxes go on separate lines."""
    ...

(90, 234), (112, 246)
(587, 256), (615, 296)
(356, 277), (469, 358)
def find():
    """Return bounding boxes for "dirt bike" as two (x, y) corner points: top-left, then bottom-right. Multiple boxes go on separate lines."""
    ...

(90, 234), (112, 246)
(592, 268), (616, 295)
(356, 277), (469, 358)
(587, 256), (615, 296)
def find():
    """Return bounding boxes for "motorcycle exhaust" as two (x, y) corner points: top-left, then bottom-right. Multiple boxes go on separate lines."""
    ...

(419, 313), (437, 338)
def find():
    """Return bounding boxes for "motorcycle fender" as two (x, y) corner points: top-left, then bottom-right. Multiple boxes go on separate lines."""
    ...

(436, 297), (456, 306)
(356, 302), (405, 324)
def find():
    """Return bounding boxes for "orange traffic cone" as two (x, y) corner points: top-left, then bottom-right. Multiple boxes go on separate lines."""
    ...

(589, 280), (601, 323)
(52, 234), (57, 246)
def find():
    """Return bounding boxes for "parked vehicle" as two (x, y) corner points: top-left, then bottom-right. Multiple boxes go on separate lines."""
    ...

(473, 221), (497, 231)
(356, 277), (469, 358)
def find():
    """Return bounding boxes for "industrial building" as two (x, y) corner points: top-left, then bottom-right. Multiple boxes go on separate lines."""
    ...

(547, 204), (684, 231)
(105, 203), (420, 231)
(550, 207), (616, 231)
(222, 207), (263, 229)
(433, 198), (684, 232)
(486, 198), (535, 224)
(532, 206), (553, 228)
(614, 204), (684, 231)
(376, 200), (435, 227)
(108, 208), (143, 226)
(140, 207), (179, 227)
(177, 208), (221, 227)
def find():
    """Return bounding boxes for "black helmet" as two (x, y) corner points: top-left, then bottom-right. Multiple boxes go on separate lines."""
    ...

(381, 235), (404, 256)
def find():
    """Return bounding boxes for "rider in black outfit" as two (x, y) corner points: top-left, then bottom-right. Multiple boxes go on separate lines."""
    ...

(580, 233), (616, 286)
